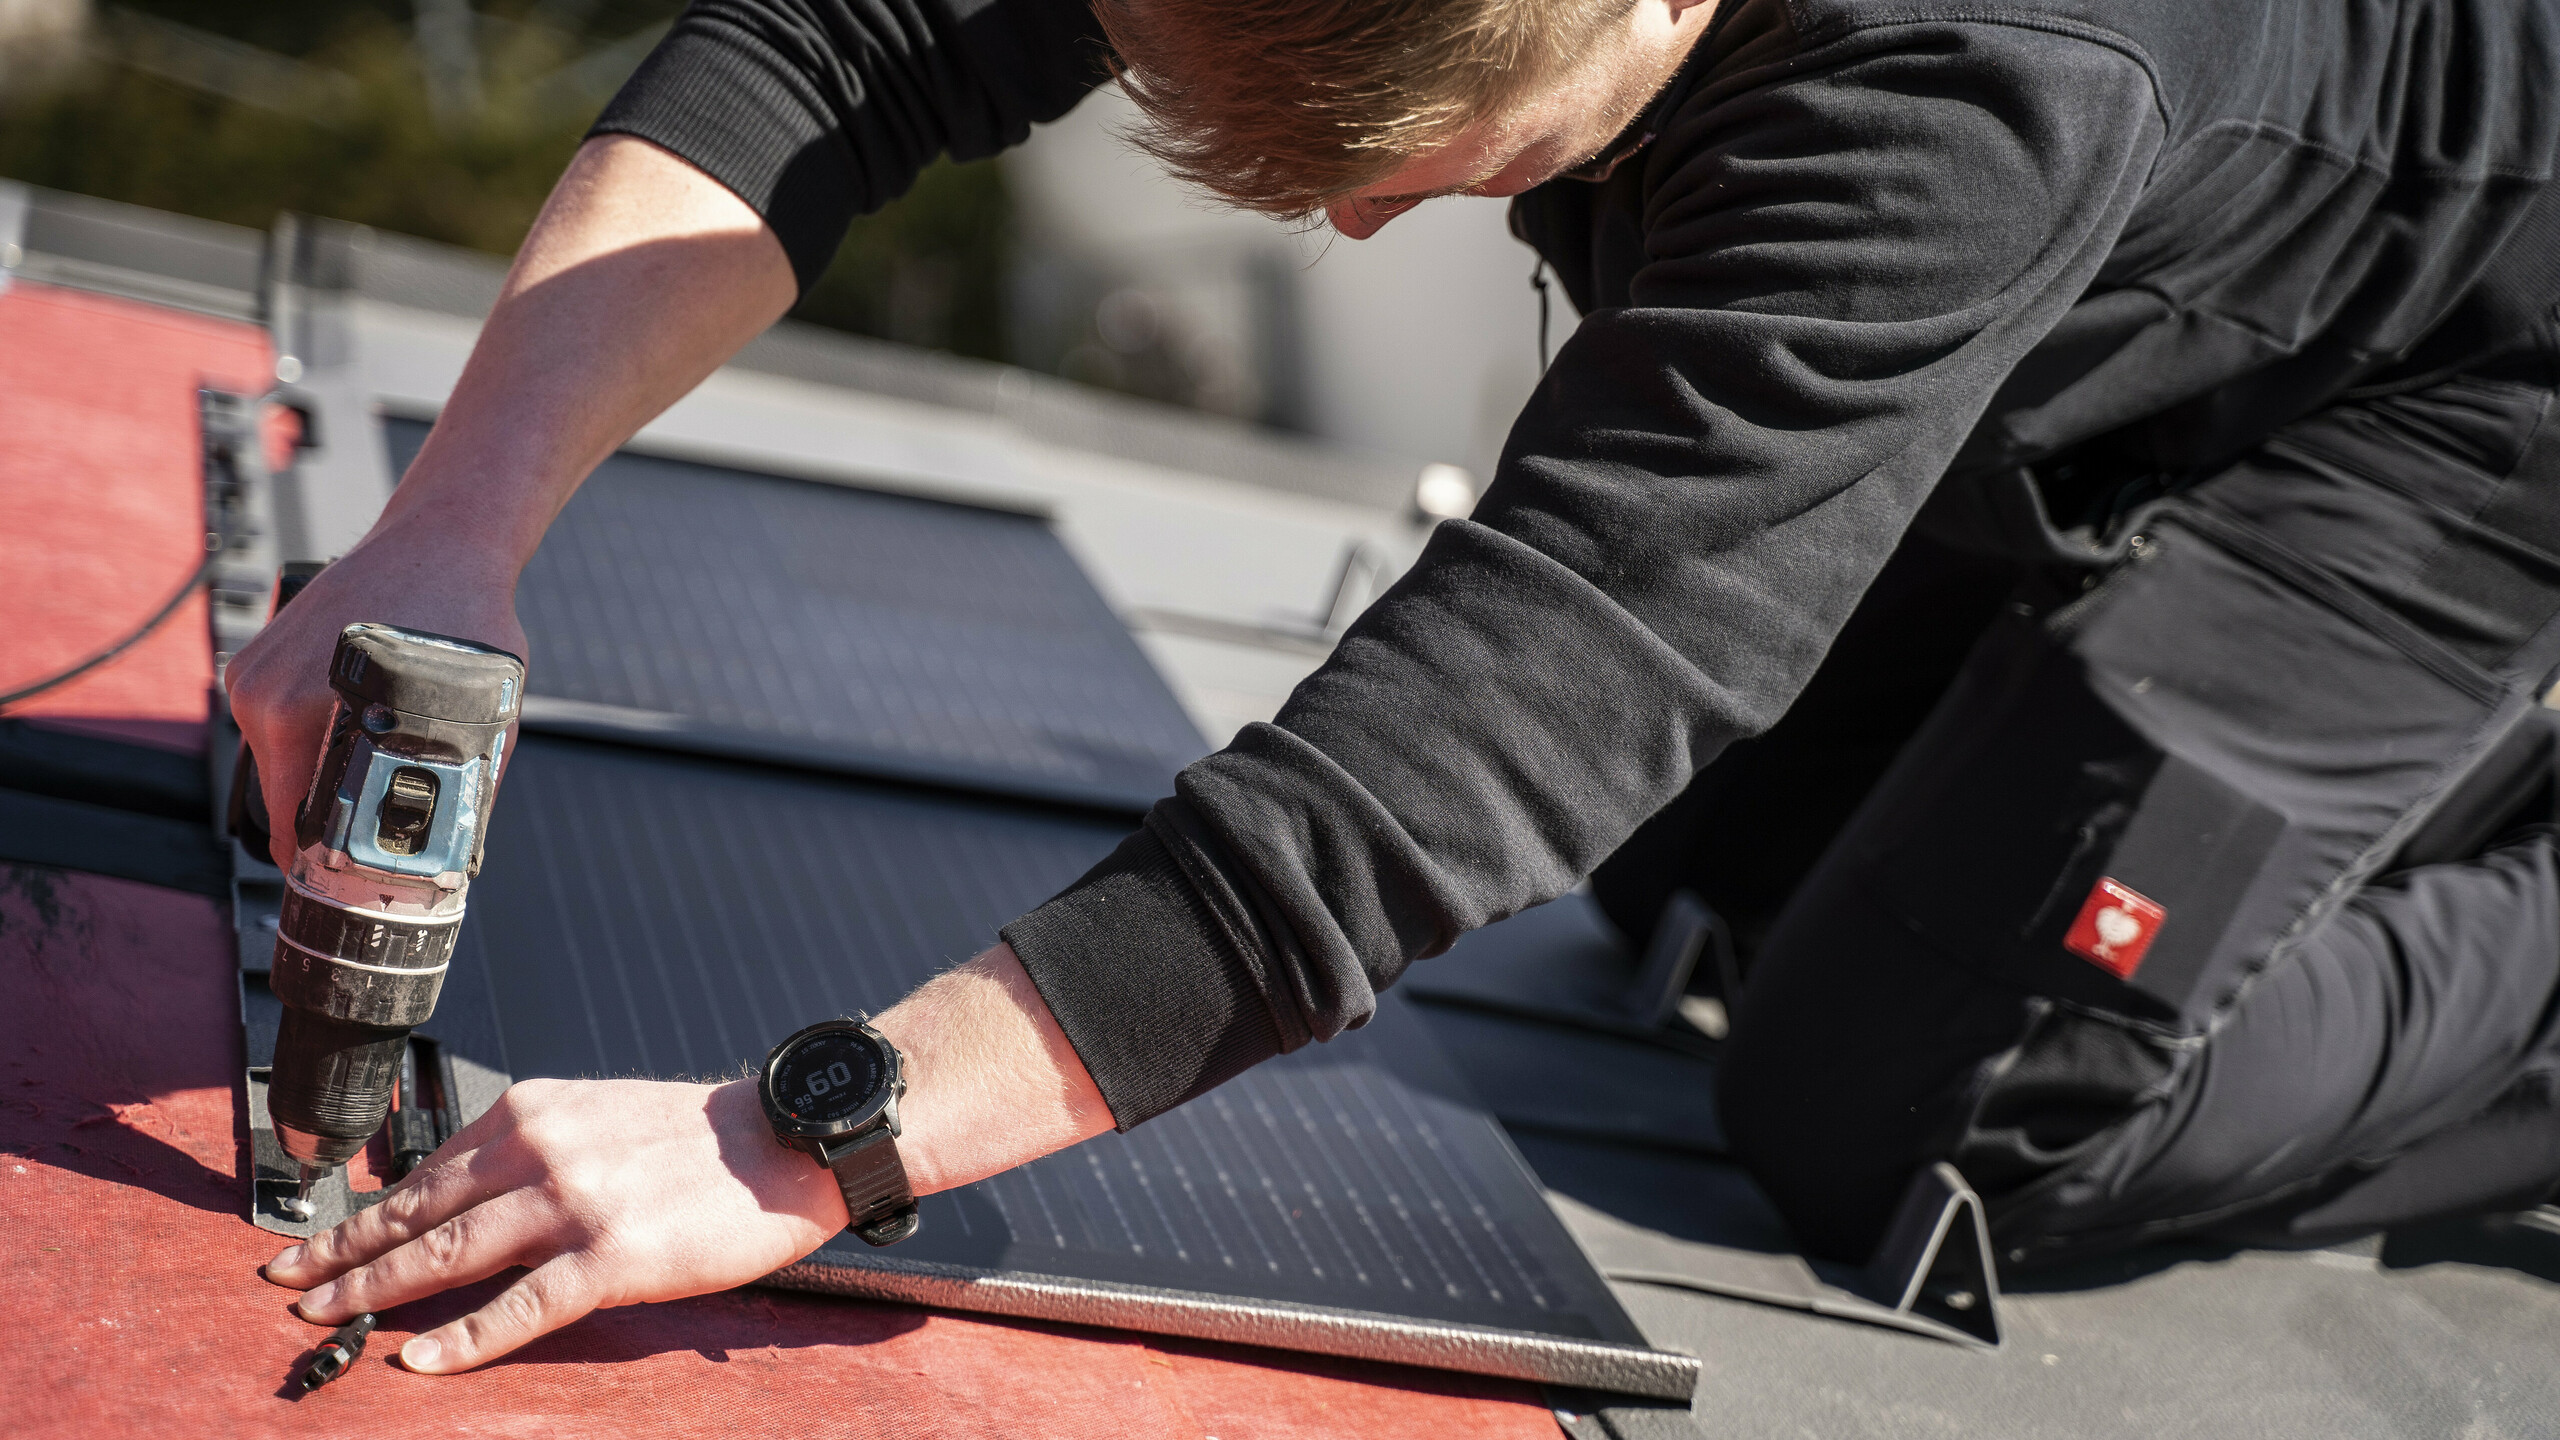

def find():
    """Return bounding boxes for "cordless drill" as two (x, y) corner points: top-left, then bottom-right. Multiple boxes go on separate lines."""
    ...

(252, 623), (522, 1217)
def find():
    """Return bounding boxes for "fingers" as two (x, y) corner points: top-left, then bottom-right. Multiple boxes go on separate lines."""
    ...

(222, 547), (534, 870)
(229, 661), (334, 872)
(253, 1077), (773, 1375)
(399, 1254), (602, 1375)
(261, 764), (311, 871)
(264, 1138), (501, 1291)
(292, 1190), (543, 1326)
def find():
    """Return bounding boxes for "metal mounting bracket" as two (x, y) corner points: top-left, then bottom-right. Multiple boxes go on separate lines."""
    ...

(1863, 1162), (2004, 1347)
(1559, 1160), (2004, 1351)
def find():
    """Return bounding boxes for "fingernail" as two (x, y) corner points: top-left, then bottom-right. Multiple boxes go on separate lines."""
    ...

(275, 1245), (306, 1269)
(298, 1282), (337, 1316)
(402, 1336), (442, 1371)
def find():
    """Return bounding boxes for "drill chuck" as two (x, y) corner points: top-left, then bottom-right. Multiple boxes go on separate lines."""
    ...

(263, 623), (522, 1173)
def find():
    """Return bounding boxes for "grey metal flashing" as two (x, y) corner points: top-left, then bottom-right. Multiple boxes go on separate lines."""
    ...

(5, 184), (264, 320)
(265, 215), (395, 561)
(370, 393), (1058, 522)
(767, 1255), (1702, 1401)
(341, 221), (1421, 512)
(732, 323), (1422, 513)
(0, 180), (27, 291)
(352, 227), (508, 322)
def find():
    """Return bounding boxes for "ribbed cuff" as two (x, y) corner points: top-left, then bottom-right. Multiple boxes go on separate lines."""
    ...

(1003, 814), (1290, 1129)
(589, 21), (859, 292)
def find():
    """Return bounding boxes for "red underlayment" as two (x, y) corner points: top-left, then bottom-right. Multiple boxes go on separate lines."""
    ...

(0, 266), (1561, 1438)
(0, 280), (270, 753)
(1, 869), (1557, 1439)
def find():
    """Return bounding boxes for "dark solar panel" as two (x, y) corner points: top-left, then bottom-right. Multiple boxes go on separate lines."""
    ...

(454, 736), (1688, 1393)
(384, 419), (1206, 811)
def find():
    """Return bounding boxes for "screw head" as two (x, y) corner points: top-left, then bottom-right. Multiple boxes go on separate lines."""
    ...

(361, 703), (396, 733)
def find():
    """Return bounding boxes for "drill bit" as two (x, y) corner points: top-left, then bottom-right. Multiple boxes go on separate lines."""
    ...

(298, 1313), (377, 1391)
(279, 1163), (325, 1223)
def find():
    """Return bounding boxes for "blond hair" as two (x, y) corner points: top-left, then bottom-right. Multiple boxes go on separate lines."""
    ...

(1096, 0), (1640, 218)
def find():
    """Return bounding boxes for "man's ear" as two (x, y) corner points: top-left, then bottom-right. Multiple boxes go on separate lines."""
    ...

(1665, 0), (1717, 18)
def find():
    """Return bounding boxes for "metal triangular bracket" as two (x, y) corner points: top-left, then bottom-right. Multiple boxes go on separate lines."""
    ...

(1863, 1162), (2002, 1348)
(1622, 888), (1736, 1030)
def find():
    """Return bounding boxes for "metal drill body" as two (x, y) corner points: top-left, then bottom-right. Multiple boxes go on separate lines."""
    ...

(266, 624), (522, 1181)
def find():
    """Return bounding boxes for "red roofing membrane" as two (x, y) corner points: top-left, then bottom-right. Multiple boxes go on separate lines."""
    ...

(0, 281), (273, 749)
(0, 275), (1559, 1437)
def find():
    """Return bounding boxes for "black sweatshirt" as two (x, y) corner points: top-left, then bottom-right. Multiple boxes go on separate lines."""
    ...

(597, 0), (2560, 1127)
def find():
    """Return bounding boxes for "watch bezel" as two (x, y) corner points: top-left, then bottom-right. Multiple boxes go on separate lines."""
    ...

(759, 1018), (902, 1142)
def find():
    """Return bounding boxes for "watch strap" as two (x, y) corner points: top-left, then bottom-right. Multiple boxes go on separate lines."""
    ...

(823, 1127), (919, 1246)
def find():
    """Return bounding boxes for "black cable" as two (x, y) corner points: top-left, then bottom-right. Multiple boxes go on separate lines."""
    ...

(0, 541), (216, 712)
(1530, 259), (1553, 374)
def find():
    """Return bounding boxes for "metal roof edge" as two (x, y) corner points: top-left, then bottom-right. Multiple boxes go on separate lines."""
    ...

(343, 220), (1423, 514)
(0, 180), (266, 321)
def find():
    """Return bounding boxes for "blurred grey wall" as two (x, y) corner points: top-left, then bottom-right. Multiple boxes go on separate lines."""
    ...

(1006, 84), (1575, 494)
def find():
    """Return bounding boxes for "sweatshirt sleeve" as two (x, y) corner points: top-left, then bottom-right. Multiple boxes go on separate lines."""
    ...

(589, 0), (1110, 290)
(1005, 14), (2169, 1128)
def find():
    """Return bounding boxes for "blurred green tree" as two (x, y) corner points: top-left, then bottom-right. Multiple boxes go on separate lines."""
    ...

(0, 0), (1012, 360)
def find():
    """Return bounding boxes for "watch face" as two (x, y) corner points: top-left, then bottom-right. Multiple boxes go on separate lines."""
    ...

(770, 1028), (887, 1127)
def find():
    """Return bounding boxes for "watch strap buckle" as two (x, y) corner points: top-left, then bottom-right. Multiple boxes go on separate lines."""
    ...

(821, 1126), (919, 1248)
(852, 1205), (921, 1246)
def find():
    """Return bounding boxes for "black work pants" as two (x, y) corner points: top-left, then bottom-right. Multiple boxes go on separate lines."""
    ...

(1601, 360), (2560, 1266)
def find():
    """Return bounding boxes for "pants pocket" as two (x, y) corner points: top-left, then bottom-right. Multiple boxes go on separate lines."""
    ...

(1850, 502), (2511, 1034)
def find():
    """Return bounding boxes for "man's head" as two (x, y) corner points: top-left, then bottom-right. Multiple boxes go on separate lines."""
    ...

(1098, 0), (1718, 238)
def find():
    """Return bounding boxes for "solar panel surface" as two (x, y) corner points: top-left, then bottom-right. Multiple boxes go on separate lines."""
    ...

(385, 419), (1207, 810)
(455, 736), (1650, 1352)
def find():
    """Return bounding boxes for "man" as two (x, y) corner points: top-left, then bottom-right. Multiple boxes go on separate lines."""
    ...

(238, 0), (2560, 1375)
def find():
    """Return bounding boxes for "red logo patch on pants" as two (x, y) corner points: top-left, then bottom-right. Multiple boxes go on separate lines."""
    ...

(2064, 877), (2166, 980)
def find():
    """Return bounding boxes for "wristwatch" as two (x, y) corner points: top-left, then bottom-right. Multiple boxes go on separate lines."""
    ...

(758, 1017), (920, 1246)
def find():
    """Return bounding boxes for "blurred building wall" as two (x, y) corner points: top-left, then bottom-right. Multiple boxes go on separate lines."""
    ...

(1006, 84), (1575, 491)
(0, 0), (86, 94)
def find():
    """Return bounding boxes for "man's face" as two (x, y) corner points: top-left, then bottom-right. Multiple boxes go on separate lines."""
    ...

(1324, 0), (1717, 239)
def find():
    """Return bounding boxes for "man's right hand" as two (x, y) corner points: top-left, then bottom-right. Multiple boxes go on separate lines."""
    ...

(223, 532), (529, 871)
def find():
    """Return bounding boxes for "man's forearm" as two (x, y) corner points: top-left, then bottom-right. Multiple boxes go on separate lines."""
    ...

(371, 133), (798, 571)
(374, 137), (1113, 1197)
(869, 944), (1116, 1195)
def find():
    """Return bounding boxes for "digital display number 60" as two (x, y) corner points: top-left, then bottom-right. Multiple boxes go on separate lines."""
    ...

(803, 1059), (857, 1102)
